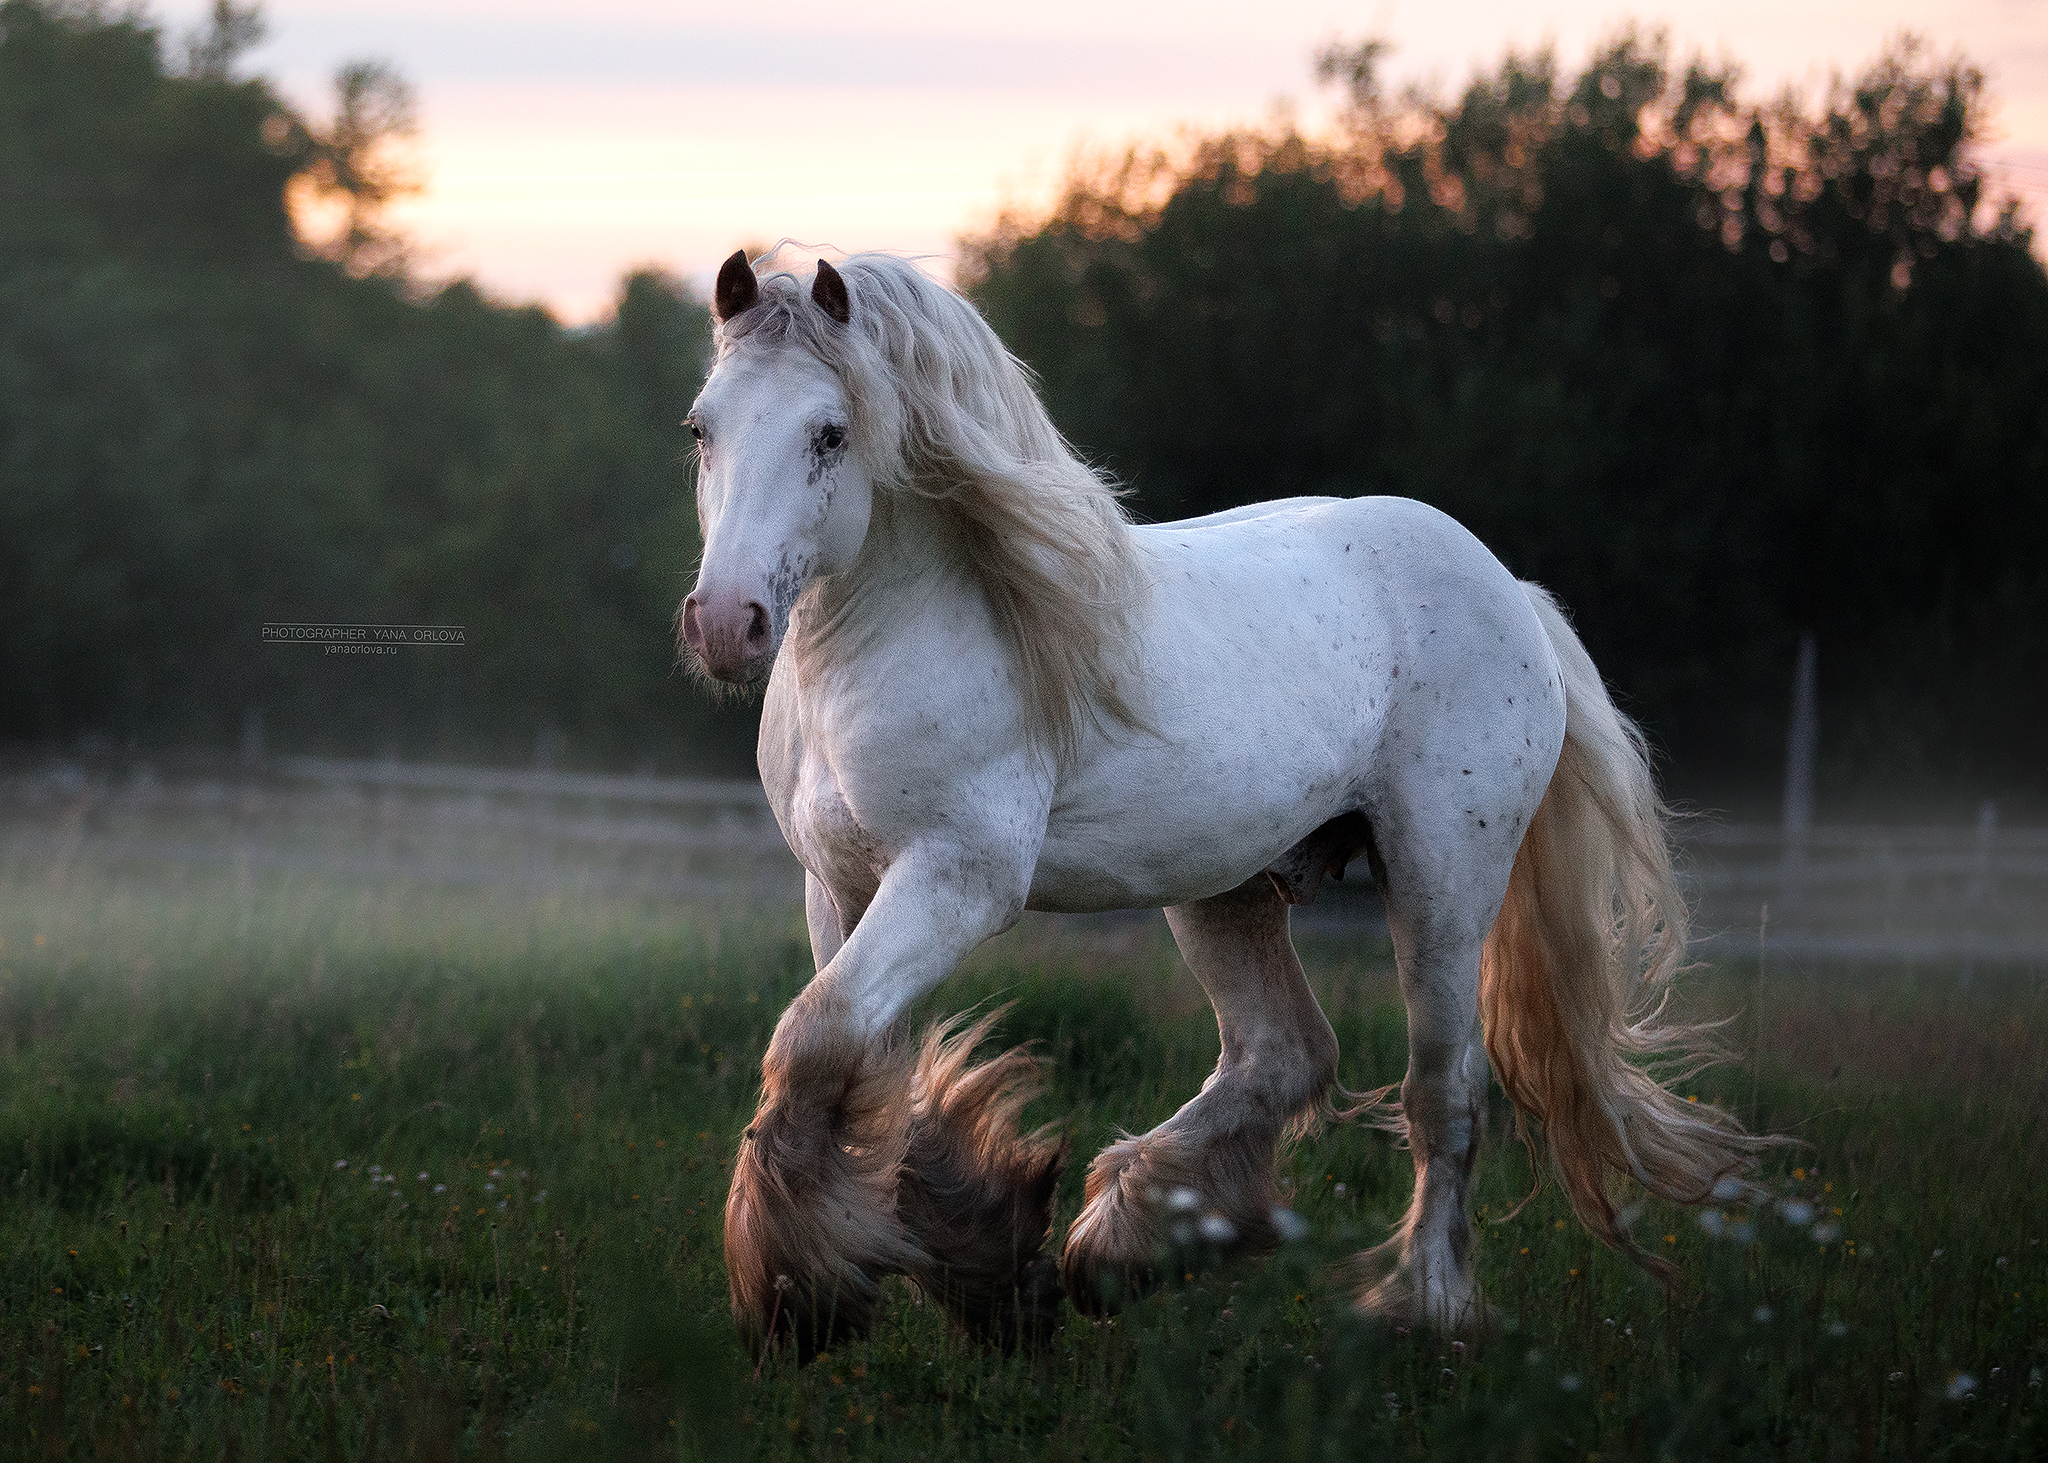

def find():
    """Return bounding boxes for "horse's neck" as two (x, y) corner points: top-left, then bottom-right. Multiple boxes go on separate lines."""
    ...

(789, 489), (985, 676)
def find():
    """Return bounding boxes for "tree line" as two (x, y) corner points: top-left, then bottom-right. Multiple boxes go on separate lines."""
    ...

(965, 34), (2048, 813)
(0, 1), (751, 774)
(5, 5), (2043, 808)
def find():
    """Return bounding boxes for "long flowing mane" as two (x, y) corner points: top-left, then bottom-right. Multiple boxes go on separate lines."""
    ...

(716, 251), (1148, 766)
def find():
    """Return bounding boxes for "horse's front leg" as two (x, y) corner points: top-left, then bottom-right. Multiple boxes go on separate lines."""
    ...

(1063, 876), (1341, 1310)
(725, 850), (1058, 1358)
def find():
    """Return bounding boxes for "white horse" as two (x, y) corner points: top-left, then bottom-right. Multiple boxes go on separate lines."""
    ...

(685, 249), (1760, 1357)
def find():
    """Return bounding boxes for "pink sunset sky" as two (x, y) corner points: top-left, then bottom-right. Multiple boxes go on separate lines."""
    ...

(160, 0), (2048, 322)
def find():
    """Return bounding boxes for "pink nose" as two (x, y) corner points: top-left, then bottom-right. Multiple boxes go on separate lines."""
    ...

(681, 591), (773, 681)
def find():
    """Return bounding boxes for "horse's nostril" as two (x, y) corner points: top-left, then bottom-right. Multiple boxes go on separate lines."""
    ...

(744, 601), (770, 647)
(680, 597), (706, 651)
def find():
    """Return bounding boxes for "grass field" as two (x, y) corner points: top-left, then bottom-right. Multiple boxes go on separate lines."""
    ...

(1, 854), (2044, 1460)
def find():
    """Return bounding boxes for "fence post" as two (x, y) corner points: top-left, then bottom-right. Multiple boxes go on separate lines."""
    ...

(1961, 800), (1998, 989)
(1967, 800), (1998, 906)
(1750, 901), (1768, 1126)
(1778, 632), (1819, 910)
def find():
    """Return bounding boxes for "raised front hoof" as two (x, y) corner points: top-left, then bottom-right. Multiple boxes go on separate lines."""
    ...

(1352, 1264), (1500, 1340)
(723, 1076), (922, 1367)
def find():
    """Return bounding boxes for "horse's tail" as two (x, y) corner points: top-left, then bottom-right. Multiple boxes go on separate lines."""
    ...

(1479, 583), (1769, 1278)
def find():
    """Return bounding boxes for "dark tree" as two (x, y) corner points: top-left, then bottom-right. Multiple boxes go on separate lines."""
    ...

(0, 1), (748, 773)
(965, 35), (2048, 811)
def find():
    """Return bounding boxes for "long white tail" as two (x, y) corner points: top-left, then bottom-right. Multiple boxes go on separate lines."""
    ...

(1480, 584), (1770, 1277)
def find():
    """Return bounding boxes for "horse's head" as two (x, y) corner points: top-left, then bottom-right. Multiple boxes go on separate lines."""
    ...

(680, 251), (875, 684)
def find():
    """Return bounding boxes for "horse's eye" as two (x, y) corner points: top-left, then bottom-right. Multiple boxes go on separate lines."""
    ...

(817, 424), (846, 453)
(687, 421), (705, 443)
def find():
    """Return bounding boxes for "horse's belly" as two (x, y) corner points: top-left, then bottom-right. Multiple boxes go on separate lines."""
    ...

(1026, 826), (1336, 913)
(1027, 688), (1379, 912)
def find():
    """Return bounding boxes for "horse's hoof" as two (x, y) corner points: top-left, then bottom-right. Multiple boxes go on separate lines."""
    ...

(1063, 1242), (1155, 1316)
(1060, 1145), (1161, 1314)
(1353, 1270), (1500, 1339)
(895, 1011), (1067, 1348)
(972, 1254), (1065, 1351)
(1062, 1131), (1282, 1314)
(723, 1032), (924, 1364)
(772, 1275), (890, 1366)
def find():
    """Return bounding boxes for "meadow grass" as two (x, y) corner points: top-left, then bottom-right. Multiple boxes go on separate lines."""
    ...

(0, 855), (2043, 1460)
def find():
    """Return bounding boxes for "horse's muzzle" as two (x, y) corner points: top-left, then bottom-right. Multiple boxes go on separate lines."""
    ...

(681, 590), (773, 682)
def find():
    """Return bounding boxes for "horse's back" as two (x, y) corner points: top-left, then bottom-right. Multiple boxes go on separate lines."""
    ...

(1142, 494), (1524, 603)
(1146, 493), (1568, 791)
(1132, 495), (1550, 702)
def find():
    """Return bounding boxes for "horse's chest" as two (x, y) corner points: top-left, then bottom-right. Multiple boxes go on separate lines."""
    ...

(779, 759), (889, 915)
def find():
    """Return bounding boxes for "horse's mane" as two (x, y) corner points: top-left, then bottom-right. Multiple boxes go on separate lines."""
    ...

(718, 250), (1148, 767)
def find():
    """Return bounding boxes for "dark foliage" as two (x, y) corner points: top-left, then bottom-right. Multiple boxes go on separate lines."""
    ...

(0, 1), (753, 773)
(965, 35), (2048, 811)
(7, 6), (2041, 804)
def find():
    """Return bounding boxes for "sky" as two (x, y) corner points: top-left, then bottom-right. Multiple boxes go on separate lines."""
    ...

(159, 1), (2048, 322)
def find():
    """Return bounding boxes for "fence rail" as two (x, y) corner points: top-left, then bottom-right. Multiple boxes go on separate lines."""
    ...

(270, 754), (771, 810)
(4, 754), (2044, 963)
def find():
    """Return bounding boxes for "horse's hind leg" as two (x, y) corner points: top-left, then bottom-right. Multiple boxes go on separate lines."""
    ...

(1062, 876), (1339, 1311)
(1357, 915), (1492, 1330)
(1353, 790), (1523, 1332)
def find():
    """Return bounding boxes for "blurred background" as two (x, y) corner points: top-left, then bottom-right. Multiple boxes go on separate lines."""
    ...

(4, 13), (2044, 1453)
(2, 0), (2044, 955)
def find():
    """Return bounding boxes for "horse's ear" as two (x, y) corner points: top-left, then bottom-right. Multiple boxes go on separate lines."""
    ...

(714, 250), (758, 322)
(812, 259), (851, 325)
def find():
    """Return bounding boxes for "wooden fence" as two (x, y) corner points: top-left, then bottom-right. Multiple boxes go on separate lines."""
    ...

(4, 754), (2044, 963)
